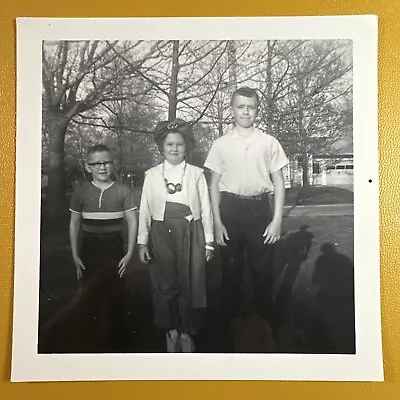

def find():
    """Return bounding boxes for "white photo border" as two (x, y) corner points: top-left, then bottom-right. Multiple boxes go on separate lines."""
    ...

(12, 15), (381, 382)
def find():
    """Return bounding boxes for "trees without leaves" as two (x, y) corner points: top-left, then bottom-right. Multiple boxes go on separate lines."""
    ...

(254, 40), (352, 185)
(42, 40), (159, 216)
(42, 39), (353, 216)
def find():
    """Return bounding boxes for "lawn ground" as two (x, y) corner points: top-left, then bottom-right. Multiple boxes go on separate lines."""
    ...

(38, 186), (354, 354)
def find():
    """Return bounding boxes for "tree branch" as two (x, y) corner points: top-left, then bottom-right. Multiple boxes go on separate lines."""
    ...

(177, 41), (229, 96)
(72, 117), (153, 135)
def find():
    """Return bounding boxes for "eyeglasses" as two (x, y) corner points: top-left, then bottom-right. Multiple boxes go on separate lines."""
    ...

(88, 161), (114, 169)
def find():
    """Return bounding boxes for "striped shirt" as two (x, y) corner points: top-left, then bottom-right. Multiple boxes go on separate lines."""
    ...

(70, 181), (137, 233)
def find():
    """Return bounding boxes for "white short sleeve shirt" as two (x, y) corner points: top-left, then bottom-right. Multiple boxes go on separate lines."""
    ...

(204, 127), (289, 196)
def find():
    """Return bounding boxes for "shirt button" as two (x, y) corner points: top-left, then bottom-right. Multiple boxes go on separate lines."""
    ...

(168, 229), (172, 233)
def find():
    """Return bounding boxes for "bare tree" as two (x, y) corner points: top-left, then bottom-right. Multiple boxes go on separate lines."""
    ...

(44, 39), (353, 203)
(42, 40), (157, 216)
(256, 40), (353, 186)
(112, 40), (234, 125)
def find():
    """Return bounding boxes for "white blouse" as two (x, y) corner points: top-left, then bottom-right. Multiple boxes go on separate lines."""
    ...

(137, 162), (214, 245)
(164, 160), (187, 205)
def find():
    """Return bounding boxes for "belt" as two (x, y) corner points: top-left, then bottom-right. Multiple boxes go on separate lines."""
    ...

(223, 191), (270, 201)
(82, 230), (122, 239)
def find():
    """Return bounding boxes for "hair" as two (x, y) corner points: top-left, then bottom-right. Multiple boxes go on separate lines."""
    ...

(231, 87), (260, 107)
(86, 144), (113, 160)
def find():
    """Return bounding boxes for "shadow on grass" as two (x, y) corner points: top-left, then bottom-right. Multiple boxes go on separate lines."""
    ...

(272, 239), (355, 354)
(38, 207), (354, 354)
(311, 243), (355, 354)
(273, 225), (314, 324)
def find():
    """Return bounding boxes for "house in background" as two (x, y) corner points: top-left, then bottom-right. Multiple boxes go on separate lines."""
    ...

(312, 153), (353, 187)
(281, 134), (354, 189)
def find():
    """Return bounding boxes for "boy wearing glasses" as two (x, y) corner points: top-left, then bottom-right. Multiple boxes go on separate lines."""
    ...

(69, 144), (137, 351)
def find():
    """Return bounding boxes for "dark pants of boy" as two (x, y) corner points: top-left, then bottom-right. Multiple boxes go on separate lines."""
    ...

(149, 202), (206, 338)
(80, 232), (128, 352)
(219, 192), (275, 320)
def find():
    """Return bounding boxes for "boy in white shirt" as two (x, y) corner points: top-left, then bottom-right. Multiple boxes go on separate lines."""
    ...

(204, 87), (289, 350)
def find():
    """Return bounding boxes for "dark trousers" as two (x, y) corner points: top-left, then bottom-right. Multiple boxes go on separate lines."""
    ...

(149, 203), (206, 336)
(219, 192), (275, 320)
(79, 232), (128, 352)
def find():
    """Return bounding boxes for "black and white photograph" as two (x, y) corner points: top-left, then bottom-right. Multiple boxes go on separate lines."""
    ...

(12, 16), (381, 381)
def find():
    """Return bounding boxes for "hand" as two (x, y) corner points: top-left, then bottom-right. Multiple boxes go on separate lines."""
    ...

(138, 245), (152, 264)
(215, 221), (229, 246)
(206, 248), (214, 262)
(118, 253), (132, 278)
(262, 219), (282, 245)
(73, 255), (85, 280)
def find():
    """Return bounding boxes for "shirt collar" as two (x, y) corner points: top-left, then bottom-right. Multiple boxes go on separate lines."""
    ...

(91, 181), (115, 190)
(231, 126), (260, 141)
(164, 160), (186, 171)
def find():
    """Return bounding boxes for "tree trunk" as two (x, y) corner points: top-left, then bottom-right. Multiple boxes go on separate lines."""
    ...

(168, 41), (180, 120)
(302, 154), (310, 187)
(117, 130), (124, 181)
(45, 111), (71, 218)
(266, 41), (273, 133)
(298, 78), (309, 187)
(227, 40), (237, 95)
(217, 99), (224, 137)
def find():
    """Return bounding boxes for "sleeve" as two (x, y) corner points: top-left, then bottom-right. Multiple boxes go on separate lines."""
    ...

(69, 185), (83, 214)
(203, 141), (223, 175)
(197, 171), (214, 243)
(270, 137), (289, 173)
(121, 185), (138, 212)
(137, 173), (152, 245)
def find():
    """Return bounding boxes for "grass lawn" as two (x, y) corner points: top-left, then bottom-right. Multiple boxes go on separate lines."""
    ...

(38, 210), (354, 354)
(38, 185), (354, 354)
(285, 185), (353, 206)
(273, 213), (354, 353)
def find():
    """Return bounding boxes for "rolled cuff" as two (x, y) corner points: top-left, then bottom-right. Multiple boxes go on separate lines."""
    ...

(205, 233), (214, 243)
(270, 158), (289, 173)
(137, 235), (149, 245)
(124, 206), (138, 212)
(203, 160), (222, 175)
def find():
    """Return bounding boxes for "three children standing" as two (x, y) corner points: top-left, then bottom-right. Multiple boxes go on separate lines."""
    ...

(69, 87), (288, 353)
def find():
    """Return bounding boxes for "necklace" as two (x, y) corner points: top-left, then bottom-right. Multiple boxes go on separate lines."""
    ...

(163, 162), (186, 194)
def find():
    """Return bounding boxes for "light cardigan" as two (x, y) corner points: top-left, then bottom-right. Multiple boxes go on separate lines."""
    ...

(137, 162), (214, 245)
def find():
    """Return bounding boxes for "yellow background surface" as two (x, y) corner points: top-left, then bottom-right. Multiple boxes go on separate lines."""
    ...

(0, 1), (395, 398)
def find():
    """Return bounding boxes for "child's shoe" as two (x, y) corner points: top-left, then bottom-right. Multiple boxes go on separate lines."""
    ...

(166, 330), (181, 352)
(181, 333), (195, 353)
